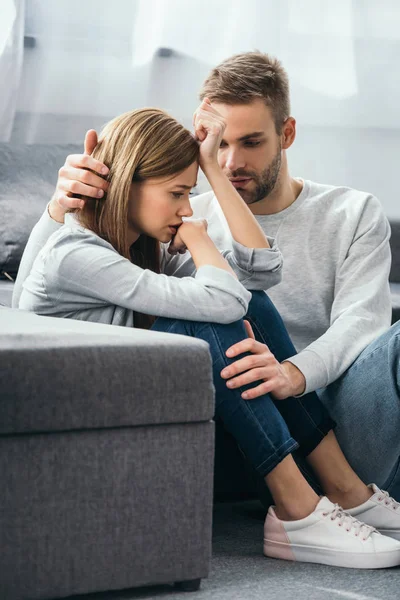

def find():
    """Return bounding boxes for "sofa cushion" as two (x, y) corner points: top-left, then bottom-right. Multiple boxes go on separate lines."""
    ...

(390, 221), (400, 283)
(0, 308), (214, 435)
(390, 282), (400, 323)
(0, 144), (80, 279)
(0, 280), (14, 307)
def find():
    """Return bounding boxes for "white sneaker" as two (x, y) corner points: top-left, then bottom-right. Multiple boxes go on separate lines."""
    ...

(264, 496), (400, 569)
(346, 484), (400, 541)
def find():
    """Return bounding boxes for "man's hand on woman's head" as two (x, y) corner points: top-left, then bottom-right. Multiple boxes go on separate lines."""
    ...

(48, 129), (110, 223)
(220, 320), (306, 400)
(193, 99), (226, 172)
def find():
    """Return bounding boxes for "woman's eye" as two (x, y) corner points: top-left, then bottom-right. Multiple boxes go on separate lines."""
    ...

(172, 192), (184, 199)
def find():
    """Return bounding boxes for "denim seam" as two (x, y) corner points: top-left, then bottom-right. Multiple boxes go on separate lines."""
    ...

(247, 315), (327, 437)
(256, 440), (299, 477)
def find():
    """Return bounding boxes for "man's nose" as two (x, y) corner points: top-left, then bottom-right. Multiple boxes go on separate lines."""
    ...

(223, 148), (245, 172)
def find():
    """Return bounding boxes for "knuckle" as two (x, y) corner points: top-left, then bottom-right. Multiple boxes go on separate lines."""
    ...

(248, 356), (258, 368)
(58, 195), (68, 208)
(81, 154), (90, 167)
(249, 340), (257, 352)
(81, 170), (92, 184)
(69, 181), (80, 194)
(261, 381), (272, 392)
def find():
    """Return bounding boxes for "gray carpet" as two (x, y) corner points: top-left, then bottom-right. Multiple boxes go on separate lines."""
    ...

(68, 500), (400, 600)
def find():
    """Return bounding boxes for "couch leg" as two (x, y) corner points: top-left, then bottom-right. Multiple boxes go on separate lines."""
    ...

(174, 578), (202, 592)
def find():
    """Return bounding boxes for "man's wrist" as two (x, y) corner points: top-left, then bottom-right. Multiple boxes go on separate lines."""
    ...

(48, 197), (66, 224)
(282, 361), (306, 396)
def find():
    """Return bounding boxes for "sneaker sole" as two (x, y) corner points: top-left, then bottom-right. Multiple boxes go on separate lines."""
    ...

(264, 539), (400, 569)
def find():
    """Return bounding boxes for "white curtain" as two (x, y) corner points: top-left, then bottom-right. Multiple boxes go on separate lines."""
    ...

(0, 0), (24, 141)
(132, 0), (358, 98)
(9, 0), (400, 139)
(4, 0), (400, 218)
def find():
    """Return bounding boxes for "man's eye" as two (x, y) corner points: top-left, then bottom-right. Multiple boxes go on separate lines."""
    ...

(219, 141), (227, 148)
(244, 141), (261, 147)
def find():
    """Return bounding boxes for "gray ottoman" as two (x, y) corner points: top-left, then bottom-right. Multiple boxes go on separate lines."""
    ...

(0, 308), (215, 600)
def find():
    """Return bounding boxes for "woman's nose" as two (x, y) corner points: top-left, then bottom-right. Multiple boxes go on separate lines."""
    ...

(179, 200), (193, 218)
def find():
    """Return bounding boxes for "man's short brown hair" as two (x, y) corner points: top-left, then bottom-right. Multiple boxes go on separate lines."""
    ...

(199, 51), (290, 134)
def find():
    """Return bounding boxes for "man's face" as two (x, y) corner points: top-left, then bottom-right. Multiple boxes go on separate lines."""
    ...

(213, 99), (283, 205)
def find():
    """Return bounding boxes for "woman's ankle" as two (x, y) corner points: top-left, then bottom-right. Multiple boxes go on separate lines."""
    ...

(265, 454), (320, 521)
(326, 484), (373, 510)
(274, 493), (320, 521)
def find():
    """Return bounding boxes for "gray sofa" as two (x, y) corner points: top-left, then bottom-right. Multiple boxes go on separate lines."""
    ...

(0, 306), (216, 600)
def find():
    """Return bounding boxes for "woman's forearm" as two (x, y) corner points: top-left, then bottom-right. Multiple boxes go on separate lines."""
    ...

(183, 230), (237, 278)
(203, 165), (270, 249)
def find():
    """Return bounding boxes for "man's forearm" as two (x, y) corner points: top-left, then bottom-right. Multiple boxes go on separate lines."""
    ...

(185, 230), (237, 277)
(203, 165), (270, 249)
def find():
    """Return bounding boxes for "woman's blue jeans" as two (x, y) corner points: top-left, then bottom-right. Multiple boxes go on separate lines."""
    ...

(151, 291), (335, 478)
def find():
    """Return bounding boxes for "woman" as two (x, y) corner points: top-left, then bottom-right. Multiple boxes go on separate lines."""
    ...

(17, 101), (400, 569)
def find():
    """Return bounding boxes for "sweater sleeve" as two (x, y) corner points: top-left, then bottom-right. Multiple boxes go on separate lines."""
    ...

(287, 196), (392, 394)
(22, 231), (251, 324)
(161, 234), (283, 290)
(171, 192), (283, 290)
(12, 207), (62, 308)
(223, 237), (283, 290)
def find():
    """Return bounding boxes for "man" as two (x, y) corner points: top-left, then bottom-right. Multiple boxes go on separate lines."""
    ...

(13, 52), (400, 501)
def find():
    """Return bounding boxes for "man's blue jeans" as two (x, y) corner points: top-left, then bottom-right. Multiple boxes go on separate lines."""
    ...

(152, 291), (334, 479)
(319, 321), (400, 499)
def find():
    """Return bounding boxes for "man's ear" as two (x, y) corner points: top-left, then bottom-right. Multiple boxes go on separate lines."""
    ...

(281, 117), (296, 150)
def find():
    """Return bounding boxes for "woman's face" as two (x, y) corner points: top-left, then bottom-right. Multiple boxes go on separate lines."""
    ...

(128, 162), (198, 243)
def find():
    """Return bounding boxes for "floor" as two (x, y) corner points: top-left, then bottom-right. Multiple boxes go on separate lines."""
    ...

(67, 500), (400, 600)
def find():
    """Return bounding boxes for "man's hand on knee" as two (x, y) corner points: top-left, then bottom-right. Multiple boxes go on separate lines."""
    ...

(220, 320), (306, 400)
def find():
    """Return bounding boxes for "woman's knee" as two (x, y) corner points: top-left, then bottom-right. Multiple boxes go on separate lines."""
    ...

(247, 290), (277, 318)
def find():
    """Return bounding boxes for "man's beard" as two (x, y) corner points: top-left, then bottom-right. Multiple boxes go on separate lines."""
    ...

(228, 145), (282, 205)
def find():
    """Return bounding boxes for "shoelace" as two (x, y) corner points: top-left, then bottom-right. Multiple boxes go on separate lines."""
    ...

(322, 504), (376, 540)
(377, 489), (400, 510)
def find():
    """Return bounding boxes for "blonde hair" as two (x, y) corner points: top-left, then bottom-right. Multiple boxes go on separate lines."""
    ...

(77, 108), (199, 329)
(78, 108), (200, 261)
(200, 51), (290, 134)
